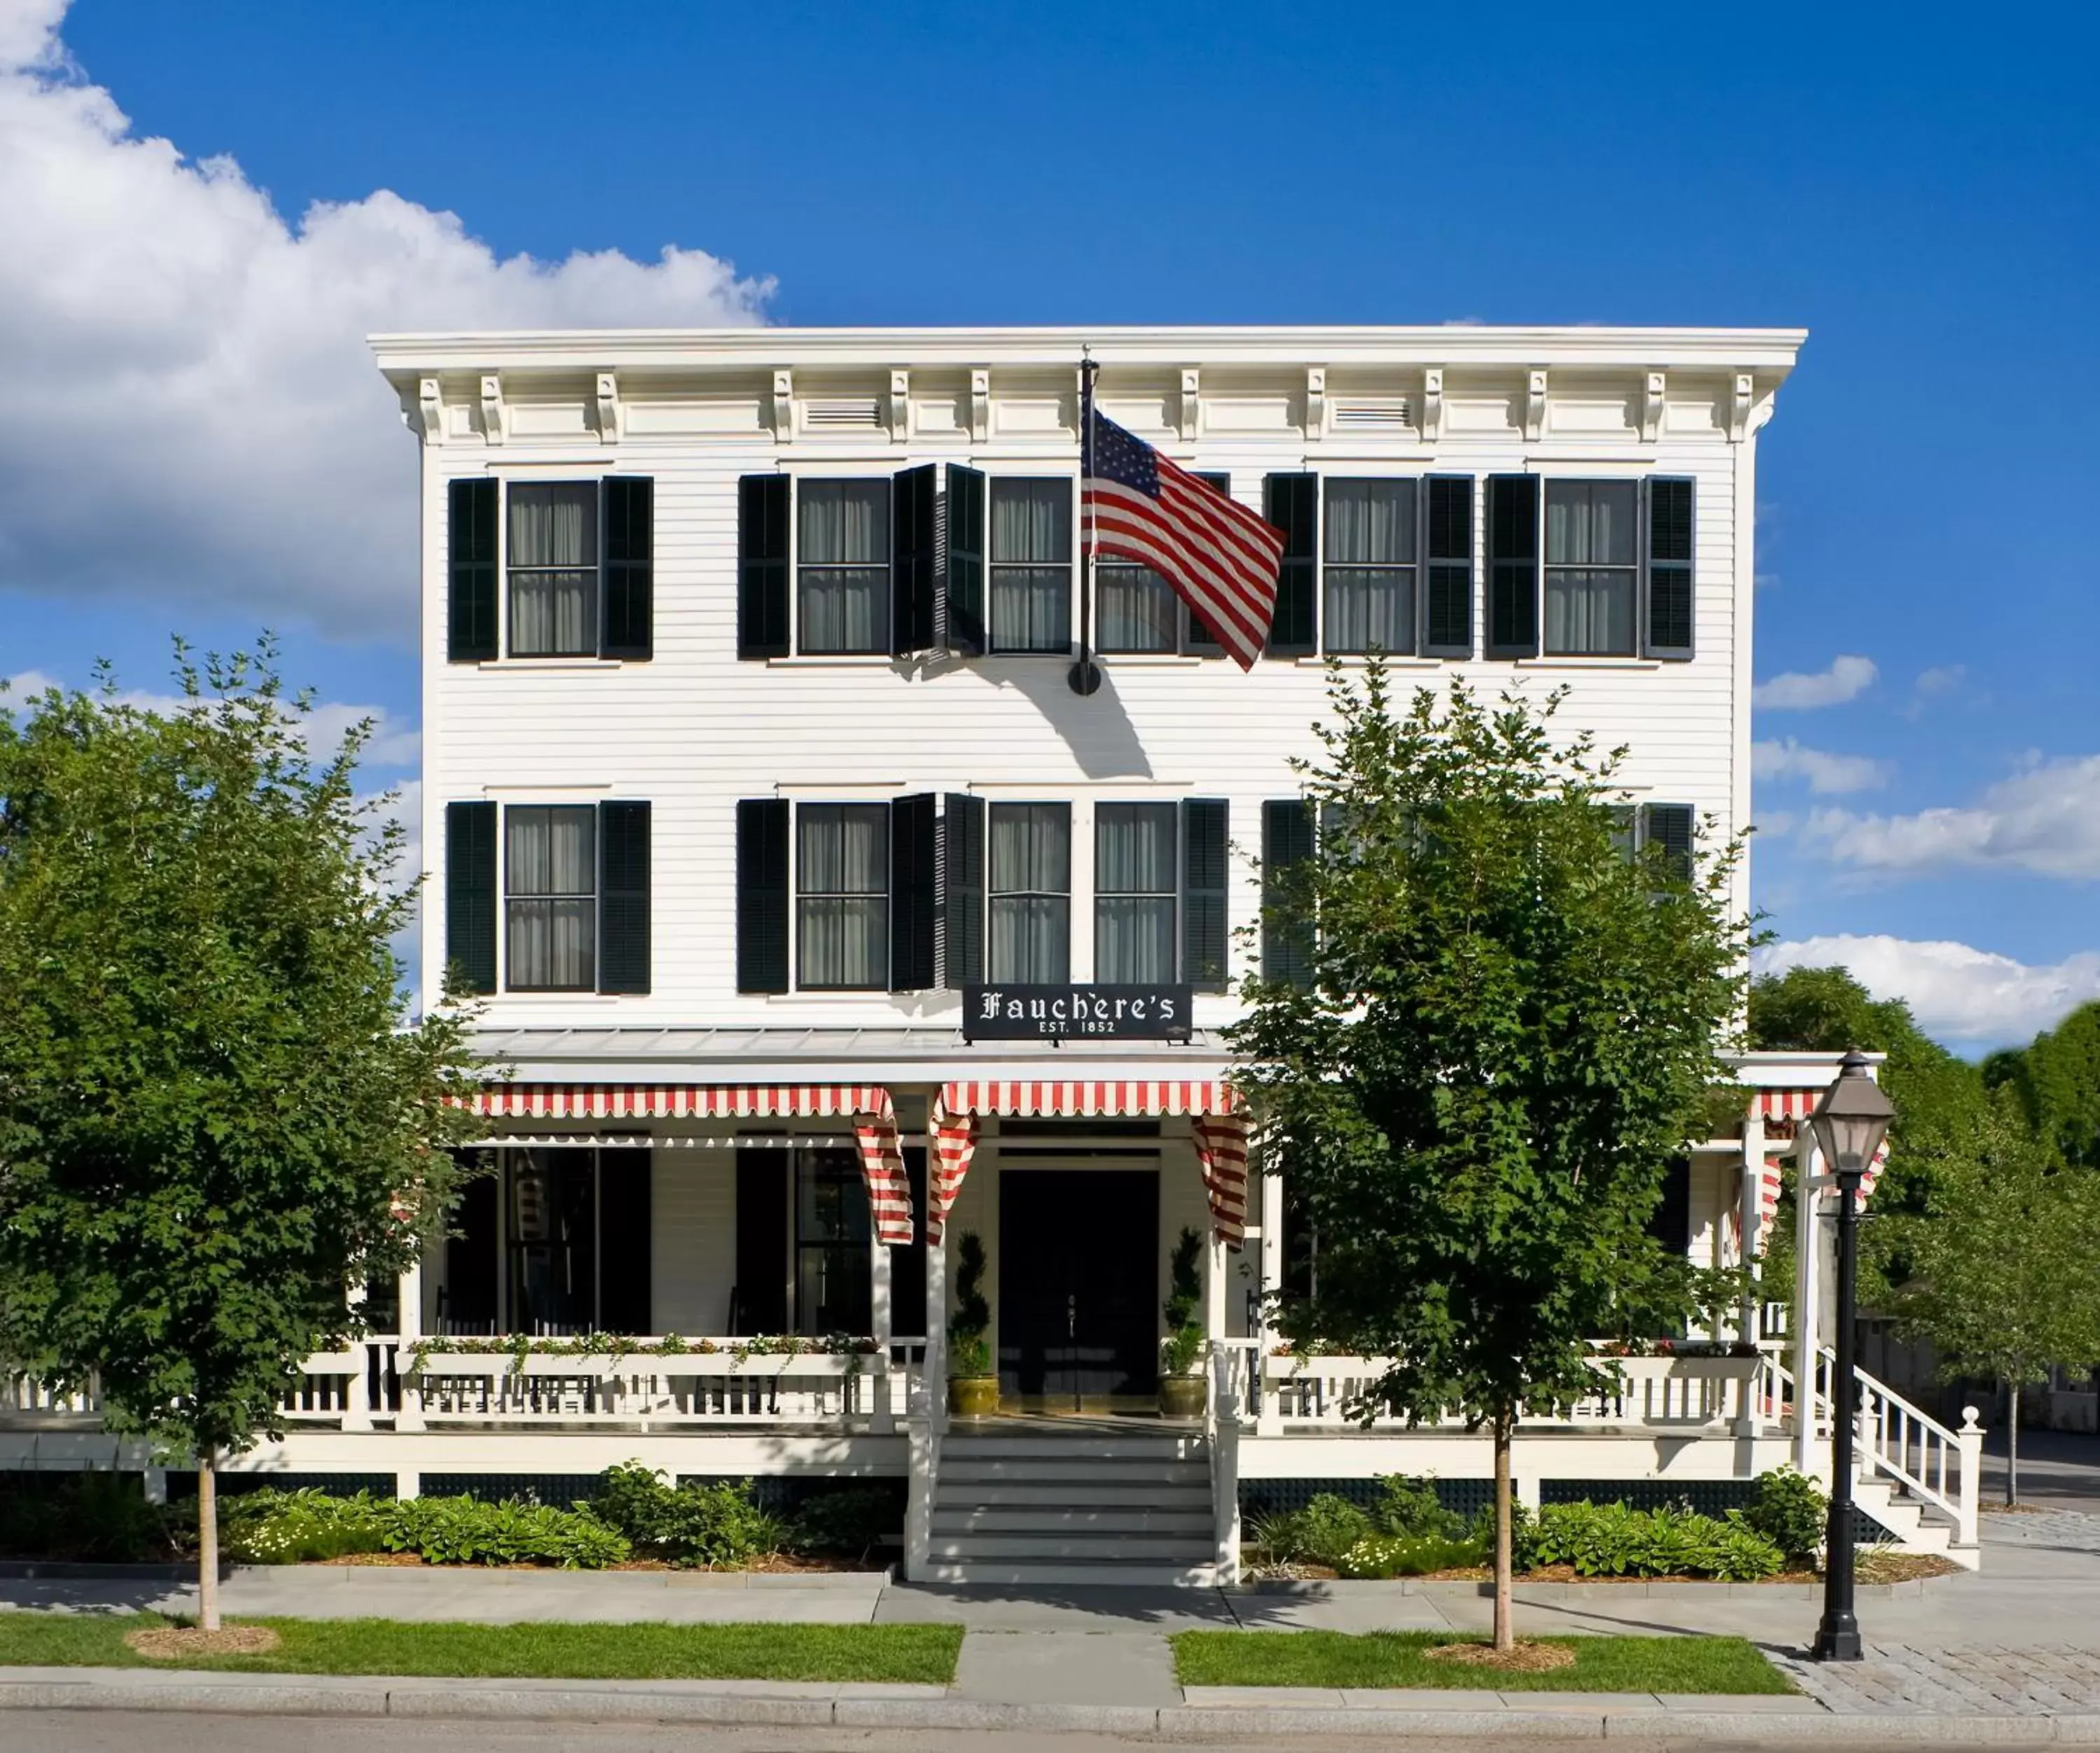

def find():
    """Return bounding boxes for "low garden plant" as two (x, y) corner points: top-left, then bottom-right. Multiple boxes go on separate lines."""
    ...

(1742, 1467), (1827, 1565)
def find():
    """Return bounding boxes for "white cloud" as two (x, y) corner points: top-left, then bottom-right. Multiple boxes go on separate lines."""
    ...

(1799, 755), (2100, 881)
(1757, 934), (2100, 1052)
(0, 2), (770, 637)
(1752, 655), (1878, 711)
(1914, 664), (1966, 699)
(1752, 738), (1888, 795)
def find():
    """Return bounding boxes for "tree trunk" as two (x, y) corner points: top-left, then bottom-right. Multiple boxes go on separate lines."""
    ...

(1492, 1412), (1514, 1654)
(197, 1450), (220, 1633)
(2007, 1383), (2020, 1509)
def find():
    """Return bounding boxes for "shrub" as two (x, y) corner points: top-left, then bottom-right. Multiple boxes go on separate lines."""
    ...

(1161, 1227), (1205, 1378)
(948, 1234), (993, 1379)
(0, 1474), (176, 1563)
(1335, 1532), (1486, 1578)
(1370, 1474), (1463, 1539)
(1256, 1493), (1376, 1567)
(1527, 1500), (1782, 1582)
(585, 1465), (787, 1567)
(218, 1488), (386, 1564)
(788, 1486), (900, 1560)
(1743, 1467), (1826, 1564)
(1466, 1497), (1539, 1570)
(381, 1495), (630, 1569)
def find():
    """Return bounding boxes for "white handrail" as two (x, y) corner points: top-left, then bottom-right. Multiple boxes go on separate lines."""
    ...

(1816, 1346), (1983, 1548)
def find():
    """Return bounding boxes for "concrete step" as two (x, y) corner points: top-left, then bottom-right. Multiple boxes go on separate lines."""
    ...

(931, 1507), (1214, 1536)
(934, 1481), (1212, 1510)
(919, 1560), (1221, 1587)
(940, 1458), (1208, 1486)
(941, 1435), (1205, 1462)
(929, 1532), (1214, 1563)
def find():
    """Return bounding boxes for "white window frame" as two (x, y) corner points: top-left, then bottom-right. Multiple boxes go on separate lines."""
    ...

(985, 472), (1077, 657)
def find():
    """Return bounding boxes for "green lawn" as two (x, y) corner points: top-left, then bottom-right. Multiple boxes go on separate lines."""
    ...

(0, 1613), (960, 1684)
(1172, 1630), (1791, 1694)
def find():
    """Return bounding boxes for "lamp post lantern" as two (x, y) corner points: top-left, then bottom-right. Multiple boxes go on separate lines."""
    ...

(1807, 1048), (1895, 1663)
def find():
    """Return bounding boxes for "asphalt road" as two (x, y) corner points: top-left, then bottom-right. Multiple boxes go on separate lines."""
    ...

(0, 1717), (2055, 1753)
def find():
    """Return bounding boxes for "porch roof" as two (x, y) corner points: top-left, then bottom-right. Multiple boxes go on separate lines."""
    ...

(468, 1024), (1236, 1086)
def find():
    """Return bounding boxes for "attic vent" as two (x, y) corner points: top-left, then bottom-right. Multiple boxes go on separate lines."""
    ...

(1331, 397), (1414, 431)
(803, 397), (883, 430)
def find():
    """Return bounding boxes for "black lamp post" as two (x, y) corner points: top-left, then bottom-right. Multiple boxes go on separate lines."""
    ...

(1807, 1048), (1895, 1663)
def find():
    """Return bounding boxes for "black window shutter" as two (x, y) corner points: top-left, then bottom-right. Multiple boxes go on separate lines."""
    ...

(597, 801), (651, 994)
(892, 464), (939, 655)
(1182, 798), (1229, 989)
(601, 476), (654, 660)
(1486, 474), (1540, 658)
(444, 800), (498, 994)
(1423, 475), (1474, 657)
(596, 1145), (652, 1332)
(732, 1150), (788, 1334)
(1645, 477), (1695, 660)
(890, 792), (938, 991)
(736, 797), (790, 993)
(1184, 472), (1233, 653)
(1263, 474), (1317, 656)
(1261, 799), (1315, 986)
(944, 464), (986, 656)
(1646, 1156), (1693, 1255)
(737, 475), (790, 659)
(942, 792), (985, 988)
(1642, 803), (1695, 883)
(447, 478), (498, 662)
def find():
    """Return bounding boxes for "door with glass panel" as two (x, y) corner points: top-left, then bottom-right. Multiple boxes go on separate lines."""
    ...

(794, 1150), (872, 1336)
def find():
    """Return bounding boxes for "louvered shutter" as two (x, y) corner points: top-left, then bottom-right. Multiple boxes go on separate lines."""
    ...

(447, 478), (498, 662)
(596, 1145), (652, 1332)
(890, 792), (938, 991)
(443, 800), (498, 994)
(736, 797), (790, 993)
(1263, 474), (1317, 656)
(892, 464), (939, 655)
(601, 476), (654, 660)
(1181, 797), (1228, 989)
(1642, 803), (1695, 884)
(1487, 475), (1539, 657)
(1423, 475), (1474, 657)
(1644, 477), (1695, 660)
(597, 800), (651, 994)
(733, 1150), (788, 1334)
(737, 474), (790, 659)
(1183, 472), (1233, 655)
(942, 792), (985, 988)
(944, 464), (986, 656)
(1261, 799), (1315, 986)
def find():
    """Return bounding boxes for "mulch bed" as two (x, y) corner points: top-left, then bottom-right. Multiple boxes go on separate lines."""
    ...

(309, 1551), (885, 1573)
(126, 1626), (281, 1659)
(1245, 1554), (1961, 1586)
(1426, 1640), (1576, 1672)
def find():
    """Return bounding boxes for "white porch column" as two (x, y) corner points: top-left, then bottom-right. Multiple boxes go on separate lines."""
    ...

(869, 1225), (895, 1433)
(396, 1252), (426, 1436)
(1735, 1114), (1766, 1437)
(1256, 1173), (1284, 1436)
(925, 1227), (948, 1433)
(1793, 1133), (1823, 1475)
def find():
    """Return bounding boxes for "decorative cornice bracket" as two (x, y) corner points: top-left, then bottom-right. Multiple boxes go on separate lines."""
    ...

(1525, 368), (1548, 442)
(418, 377), (444, 445)
(1179, 368), (1201, 442)
(1728, 370), (1757, 442)
(1421, 368), (1444, 442)
(771, 369), (794, 443)
(596, 372), (622, 444)
(969, 368), (990, 444)
(479, 374), (505, 446)
(888, 369), (911, 442)
(1642, 369), (1667, 442)
(1304, 367), (1325, 438)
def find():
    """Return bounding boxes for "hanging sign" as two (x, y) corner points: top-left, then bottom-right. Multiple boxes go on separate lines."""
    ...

(962, 984), (1194, 1042)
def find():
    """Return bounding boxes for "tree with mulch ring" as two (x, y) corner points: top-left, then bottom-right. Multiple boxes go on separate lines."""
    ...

(127, 1625), (281, 1660)
(1172, 1629), (1789, 1694)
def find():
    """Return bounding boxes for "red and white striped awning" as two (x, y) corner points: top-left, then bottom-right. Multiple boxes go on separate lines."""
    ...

(471, 1084), (913, 1246)
(930, 1080), (1246, 1247)
(1744, 1089), (1889, 1256)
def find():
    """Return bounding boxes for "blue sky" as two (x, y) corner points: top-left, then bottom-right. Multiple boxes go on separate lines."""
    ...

(2, 0), (2095, 1050)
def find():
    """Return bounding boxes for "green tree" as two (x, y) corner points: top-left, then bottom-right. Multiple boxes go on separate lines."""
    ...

(0, 648), (486, 1628)
(1228, 671), (1751, 1651)
(1986, 1000), (2100, 1171)
(1882, 1095), (2100, 1504)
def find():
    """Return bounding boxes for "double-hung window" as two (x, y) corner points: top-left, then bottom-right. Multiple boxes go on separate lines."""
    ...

(507, 484), (601, 657)
(505, 804), (598, 991)
(1095, 803), (1177, 983)
(797, 480), (890, 655)
(1096, 471), (1234, 655)
(989, 480), (1072, 654)
(988, 803), (1070, 982)
(796, 804), (890, 989)
(1324, 479), (1418, 655)
(1544, 480), (1639, 656)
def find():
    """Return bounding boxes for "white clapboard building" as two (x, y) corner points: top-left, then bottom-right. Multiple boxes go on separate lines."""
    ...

(1, 326), (1987, 1579)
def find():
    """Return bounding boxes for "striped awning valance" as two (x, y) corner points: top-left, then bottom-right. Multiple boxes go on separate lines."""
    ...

(930, 1080), (1247, 1247)
(470, 1084), (913, 1245)
(1744, 1088), (1889, 1256)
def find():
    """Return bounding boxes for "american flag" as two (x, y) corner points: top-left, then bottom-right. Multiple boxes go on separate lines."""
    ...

(1083, 402), (1285, 670)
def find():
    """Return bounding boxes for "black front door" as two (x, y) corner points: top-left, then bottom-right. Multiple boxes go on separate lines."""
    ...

(997, 1169), (1159, 1402)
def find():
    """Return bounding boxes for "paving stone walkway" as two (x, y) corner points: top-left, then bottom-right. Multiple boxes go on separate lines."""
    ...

(1772, 1642), (2100, 1716)
(1980, 1504), (2100, 1549)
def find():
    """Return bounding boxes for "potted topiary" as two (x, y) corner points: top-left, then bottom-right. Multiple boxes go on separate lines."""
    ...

(1158, 1226), (1207, 1420)
(946, 1232), (998, 1418)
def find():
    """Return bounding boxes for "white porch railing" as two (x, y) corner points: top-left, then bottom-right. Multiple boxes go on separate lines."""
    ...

(1, 1371), (102, 1419)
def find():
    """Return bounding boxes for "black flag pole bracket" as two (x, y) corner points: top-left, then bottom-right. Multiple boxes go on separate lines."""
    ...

(1070, 349), (1103, 696)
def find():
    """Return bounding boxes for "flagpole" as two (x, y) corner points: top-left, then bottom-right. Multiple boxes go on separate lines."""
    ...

(1069, 347), (1102, 697)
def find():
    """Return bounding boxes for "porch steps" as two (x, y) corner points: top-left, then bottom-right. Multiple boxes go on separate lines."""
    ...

(1851, 1469), (1979, 1570)
(925, 1426), (1217, 1586)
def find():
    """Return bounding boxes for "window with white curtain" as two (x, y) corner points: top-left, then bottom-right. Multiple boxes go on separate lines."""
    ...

(797, 804), (889, 989)
(1095, 803), (1177, 983)
(797, 480), (890, 655)
(1544, 480), (1637, 656)
(988, 803), (1070, 982)
(1324, 479), (1417, 655)
(989, 479), (1071, 655)
(505, 805), (596, 991)
(1096, 564), (1179, 653)
(507, 484), (599, 657)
